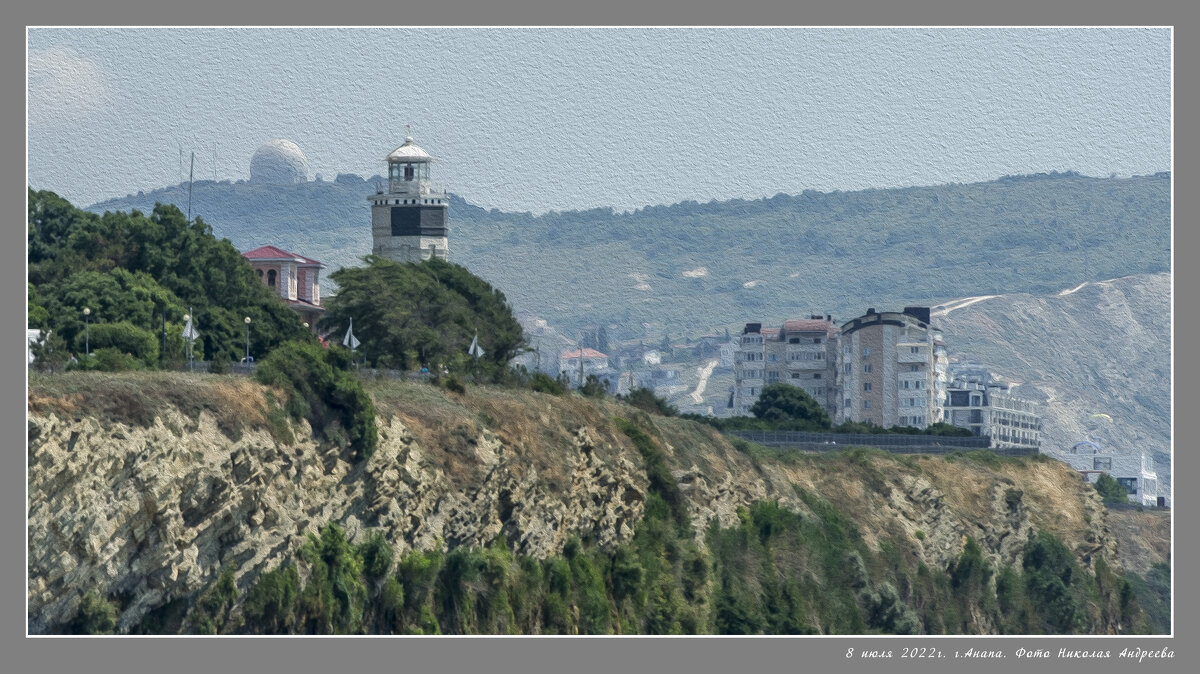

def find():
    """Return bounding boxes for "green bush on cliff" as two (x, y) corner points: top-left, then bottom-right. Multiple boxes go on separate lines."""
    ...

(254, 341), (377, 461)
(73, 590), (118, 634)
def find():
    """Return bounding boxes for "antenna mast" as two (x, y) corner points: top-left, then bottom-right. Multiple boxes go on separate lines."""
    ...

(187, 152), (195, 221)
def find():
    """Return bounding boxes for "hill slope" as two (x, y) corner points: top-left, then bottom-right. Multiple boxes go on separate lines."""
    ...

(87, 172), (1170, 337)
(935, 273), (1171, 500)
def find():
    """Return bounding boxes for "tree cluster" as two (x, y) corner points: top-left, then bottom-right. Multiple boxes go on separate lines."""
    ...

(319, 256), (526, 380)
(28, 189), (311, 368)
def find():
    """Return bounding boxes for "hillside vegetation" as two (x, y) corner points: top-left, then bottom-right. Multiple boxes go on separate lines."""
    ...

(88, 171), (1170, 337)
(28, 372), (1169, 635)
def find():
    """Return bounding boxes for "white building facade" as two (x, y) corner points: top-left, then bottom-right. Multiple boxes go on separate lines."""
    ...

(732, 317), (838, 416)
(943, 380), (1042, 450)
(1056, 441), (1159, 507)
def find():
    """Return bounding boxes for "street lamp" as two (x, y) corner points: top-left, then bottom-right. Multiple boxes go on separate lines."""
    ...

(82, 307), (91, 356)
(244, 316), (252, 362)
(183, 313), (192, 371)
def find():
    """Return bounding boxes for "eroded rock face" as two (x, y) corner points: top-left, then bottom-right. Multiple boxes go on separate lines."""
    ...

(27, 413), (646, 634)
(27, 407), (1117, 635)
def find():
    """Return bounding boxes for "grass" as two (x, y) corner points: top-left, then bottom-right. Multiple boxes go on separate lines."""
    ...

(28, 371), (271, 441)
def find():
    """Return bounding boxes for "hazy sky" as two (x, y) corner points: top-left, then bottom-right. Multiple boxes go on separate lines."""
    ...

(28, 28), (1170, 213)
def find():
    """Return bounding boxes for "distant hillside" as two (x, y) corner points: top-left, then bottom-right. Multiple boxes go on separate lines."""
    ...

(934, 272), (1171, 501)
(88, 172), (1170, 338)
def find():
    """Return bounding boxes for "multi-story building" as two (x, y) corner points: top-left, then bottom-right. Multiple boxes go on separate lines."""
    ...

(732, 316), (837, 416)
(943, 379), (1042, 450)
(835, 307), (947, 428)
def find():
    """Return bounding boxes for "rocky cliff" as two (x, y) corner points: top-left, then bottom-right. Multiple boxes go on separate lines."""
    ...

(28, 374), (1134, 634)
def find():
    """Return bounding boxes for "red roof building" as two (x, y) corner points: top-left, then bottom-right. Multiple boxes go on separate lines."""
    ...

(242, 245), (325, 330)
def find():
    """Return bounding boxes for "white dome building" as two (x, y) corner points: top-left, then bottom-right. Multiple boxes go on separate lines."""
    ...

(250, 139), (309, 184)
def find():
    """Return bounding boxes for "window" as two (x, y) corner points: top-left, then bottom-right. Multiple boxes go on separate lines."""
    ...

(844, 398), (851, 408)
(813, 338), (823, 344)
(863, 364), (872, 373)
(267, 269), (277, 287)
(911, 346), (920, 354)
(789, 337), (800, 344)
(843, 364), (852, 374)
(767, 371), (780, 382)
(257, 269), (263, 279)
(791, 373), (801, 379)
(404, 165), (415, 181)
(768, 353), (779, 362)
(813, 373), (822, 380)
(1116, 477), (1137, 494)
(863, 347), (871, 356)
(909, 364), (920, 372)
(863, 400), (872, 409)
(1093, 457), (1112, 470)
(863, 383), (872, 392)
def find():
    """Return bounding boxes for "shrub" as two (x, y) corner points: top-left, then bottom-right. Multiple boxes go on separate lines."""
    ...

(579, 373), (608, 398)
(529, 372), (565, 395)
(73, 590), (118, 634)
(77, 347), (143, 372)
(1094, 473), (1129, 505)
(620, 387), (678, 416)
(185, 568), (239, 634)
(254, 341), (377, 461)
(243, 564), (300, 634)
(750, 383), (831, 430)
(442, 374), (466, 395)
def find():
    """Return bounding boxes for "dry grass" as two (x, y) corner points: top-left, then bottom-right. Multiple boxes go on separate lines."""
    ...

(27, 371), (272, 441)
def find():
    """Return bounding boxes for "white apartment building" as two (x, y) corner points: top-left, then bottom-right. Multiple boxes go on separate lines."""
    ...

(732, 316), (838, 416)
(944, 379), (1042, 450)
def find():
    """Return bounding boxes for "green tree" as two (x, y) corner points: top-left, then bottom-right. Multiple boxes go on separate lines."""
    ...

(750, 382), (832, 430)
(1094, 473), (1130, 505)
(27, 190), (313, 365)
(320, 256), (525, 380)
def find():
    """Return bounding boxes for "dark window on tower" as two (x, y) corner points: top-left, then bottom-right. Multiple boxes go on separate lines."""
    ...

(404, 165), (415, 181)
(267, 270), (277, 287)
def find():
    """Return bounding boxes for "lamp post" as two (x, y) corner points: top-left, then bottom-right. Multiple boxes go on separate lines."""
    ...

(244, 316), (252, 363)
(183, 313), (192, 371)
(83, 307), (91, 356)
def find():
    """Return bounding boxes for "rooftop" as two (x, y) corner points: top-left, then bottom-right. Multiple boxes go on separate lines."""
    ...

(242, 245), (323, 266)
(782, 318), (834, 334)
(387, 137), (434, 162)
(561, 348), (608, 359)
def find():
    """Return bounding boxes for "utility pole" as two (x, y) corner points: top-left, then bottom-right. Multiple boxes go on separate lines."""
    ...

(187, 152), (195, 221)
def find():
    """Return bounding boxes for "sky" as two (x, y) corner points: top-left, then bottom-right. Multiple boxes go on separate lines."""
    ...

(27, 28), (1171, 214)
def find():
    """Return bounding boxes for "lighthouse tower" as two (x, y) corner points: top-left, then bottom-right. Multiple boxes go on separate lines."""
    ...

(369, 137), (449, 263)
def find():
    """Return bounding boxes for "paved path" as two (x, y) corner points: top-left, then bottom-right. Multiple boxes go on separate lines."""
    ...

(690, 359), (719, 404)
(932, 294), (999, 317)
